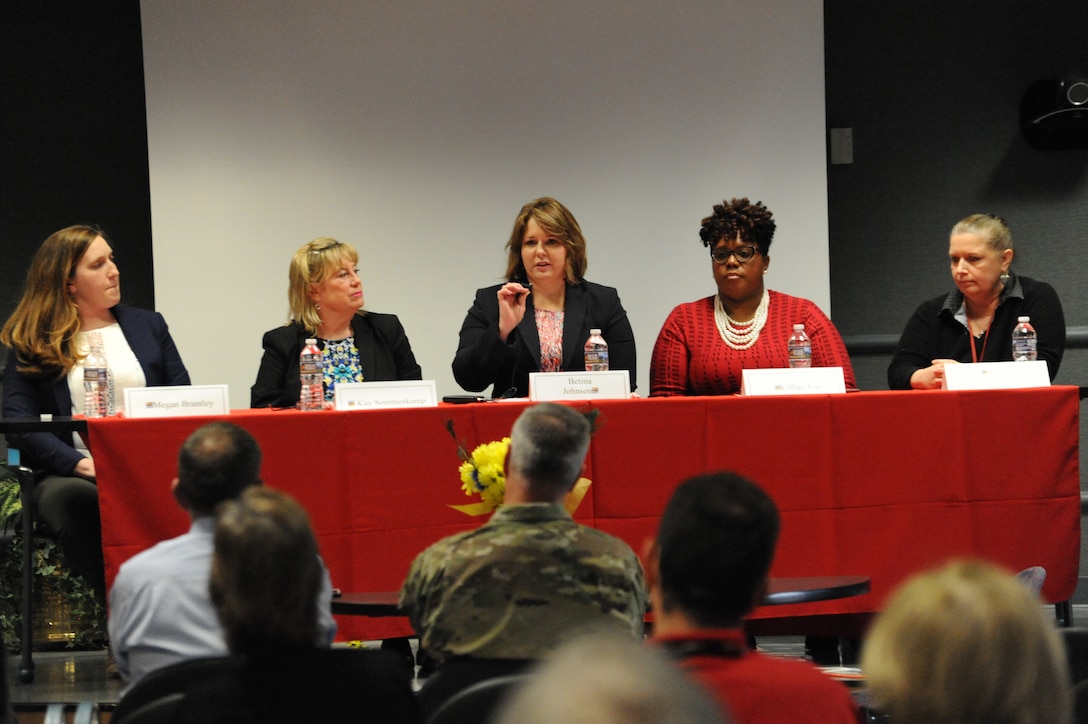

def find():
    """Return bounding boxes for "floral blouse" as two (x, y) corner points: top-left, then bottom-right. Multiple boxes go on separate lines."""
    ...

(322, 336), (363, 401)
(535, 309), (564, 373)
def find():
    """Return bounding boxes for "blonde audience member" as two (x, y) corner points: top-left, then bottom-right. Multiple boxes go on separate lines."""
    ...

(862, 559), (1070, 724)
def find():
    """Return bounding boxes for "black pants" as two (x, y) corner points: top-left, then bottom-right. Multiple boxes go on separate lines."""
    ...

(34, 474), (105, 599)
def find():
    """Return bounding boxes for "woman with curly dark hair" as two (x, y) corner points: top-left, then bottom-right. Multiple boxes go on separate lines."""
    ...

(649, 198), (855, 396)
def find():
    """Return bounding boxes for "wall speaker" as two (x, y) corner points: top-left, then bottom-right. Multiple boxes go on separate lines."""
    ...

(1021, 72), (1088, 150)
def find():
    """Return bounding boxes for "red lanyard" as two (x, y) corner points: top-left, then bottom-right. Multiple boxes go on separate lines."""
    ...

(970, 327), (990, 364)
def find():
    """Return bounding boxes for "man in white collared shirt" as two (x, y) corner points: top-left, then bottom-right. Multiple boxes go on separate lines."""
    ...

(108, 422), (336, 688)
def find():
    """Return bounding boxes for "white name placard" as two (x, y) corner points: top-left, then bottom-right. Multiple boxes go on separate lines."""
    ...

(124, 385), (230, 418)
(334, 380), (438, 410)
(529, 370), (631, 401)
(740, 367), (847, 396)
(943, 360), (1050, 390)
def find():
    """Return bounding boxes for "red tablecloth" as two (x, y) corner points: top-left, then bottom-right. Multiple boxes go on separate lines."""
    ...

(89, 387), (1081, 640)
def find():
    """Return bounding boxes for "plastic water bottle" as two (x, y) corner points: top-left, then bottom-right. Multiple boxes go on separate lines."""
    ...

(1012, 316), (1037, 361)
(584, 329), (609, 371)
(299, 338), (325, 410)
(787, 324), (812, 368)
(82, 332), (109, 418)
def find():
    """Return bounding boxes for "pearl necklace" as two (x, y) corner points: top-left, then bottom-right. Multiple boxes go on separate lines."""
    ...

(714, 290), (769, 350)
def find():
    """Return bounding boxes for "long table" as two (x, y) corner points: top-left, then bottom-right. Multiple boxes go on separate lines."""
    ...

(88, 387), (1082, 640)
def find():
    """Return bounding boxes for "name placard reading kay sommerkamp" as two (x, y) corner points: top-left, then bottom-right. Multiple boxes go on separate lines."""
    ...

(334, 380), (438, 410)
(529, 370), (631, 401)
(125, 385), (230, 418)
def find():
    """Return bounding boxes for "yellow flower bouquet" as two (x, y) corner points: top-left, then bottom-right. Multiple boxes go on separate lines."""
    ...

(445, 419), (591, 516)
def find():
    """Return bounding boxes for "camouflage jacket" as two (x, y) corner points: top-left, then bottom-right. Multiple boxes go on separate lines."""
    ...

(399, 503), (647, 661)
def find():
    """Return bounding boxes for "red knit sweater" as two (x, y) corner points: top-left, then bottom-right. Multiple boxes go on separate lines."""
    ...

(649, 291), (856, 396)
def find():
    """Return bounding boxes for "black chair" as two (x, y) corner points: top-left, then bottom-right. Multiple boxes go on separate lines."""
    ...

(113, 692), (185, 724)
(425, 673), (530, 724)
(1, 415), (87, 684)
(1061, 628), (1088, 688)
(1073, 678), (1088, 724)
(110, 656), (236, 723)
(417, 657), (535, 722)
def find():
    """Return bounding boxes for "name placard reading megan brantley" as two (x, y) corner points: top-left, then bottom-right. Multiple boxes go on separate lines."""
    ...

(529, 370), (631, 401)
(124, 384), (231, 417)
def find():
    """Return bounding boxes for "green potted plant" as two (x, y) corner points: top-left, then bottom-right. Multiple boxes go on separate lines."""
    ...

(0, 472), (106, 651)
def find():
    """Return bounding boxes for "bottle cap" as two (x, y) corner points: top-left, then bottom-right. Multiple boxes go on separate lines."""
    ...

(1017, 316), (1030, 322)
(305, 338), (317, 344)
(590, 328), (602, 335)
(793, 323), (804, 331)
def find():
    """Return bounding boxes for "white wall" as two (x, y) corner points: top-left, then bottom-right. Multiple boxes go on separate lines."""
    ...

(141, 1), (828, 405)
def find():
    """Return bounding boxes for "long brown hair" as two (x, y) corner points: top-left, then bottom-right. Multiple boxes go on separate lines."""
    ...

(0, 225), (105, 375)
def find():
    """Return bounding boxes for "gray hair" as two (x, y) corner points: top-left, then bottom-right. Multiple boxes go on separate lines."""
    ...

(508, 403), (591, 493)
(494, 633), (729, 724)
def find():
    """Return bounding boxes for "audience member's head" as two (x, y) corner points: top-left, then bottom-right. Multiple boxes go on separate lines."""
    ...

(862, 559), (1070, 724)
(506, 402), (592, 501)
(210, 487), (323, 655)
(650, 471), (779, 628)
(494, 633), (729, 724)
(173, 422), (262, 517)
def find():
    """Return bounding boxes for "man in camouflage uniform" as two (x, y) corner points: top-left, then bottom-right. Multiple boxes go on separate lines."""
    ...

(399, 402), (647, 665)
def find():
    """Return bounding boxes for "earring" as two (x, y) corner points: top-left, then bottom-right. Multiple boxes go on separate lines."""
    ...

(313, 301), (321, 311)
(1000, 270), (1010, 285)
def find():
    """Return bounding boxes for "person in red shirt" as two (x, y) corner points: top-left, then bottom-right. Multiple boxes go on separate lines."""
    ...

(647, 471), (859, 724)
(649, 197), (855, 396)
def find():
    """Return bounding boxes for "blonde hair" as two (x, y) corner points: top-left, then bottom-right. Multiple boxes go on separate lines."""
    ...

(862, 559), (1070, 724)
(503, 197), (587, 284)
(0, 225), (105, 376)
(286, 237), (361, 334)
(951, 213), (1014, 254)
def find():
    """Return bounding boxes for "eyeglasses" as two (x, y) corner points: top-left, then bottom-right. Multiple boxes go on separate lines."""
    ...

(710, 245), (760, 264)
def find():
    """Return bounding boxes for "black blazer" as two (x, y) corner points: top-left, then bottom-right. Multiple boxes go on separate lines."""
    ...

(1, 304), (190, 474)
(250, 312), (422, 408)
(452, 280), (636, 398)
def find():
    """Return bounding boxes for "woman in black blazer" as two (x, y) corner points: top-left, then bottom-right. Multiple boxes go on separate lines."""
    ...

(453, 197), (636, 398)
(1, 224), (190, 598)
(251, 238), (421, 408)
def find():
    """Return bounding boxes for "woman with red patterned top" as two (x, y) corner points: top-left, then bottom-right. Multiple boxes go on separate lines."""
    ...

(650, 198), (855, 396)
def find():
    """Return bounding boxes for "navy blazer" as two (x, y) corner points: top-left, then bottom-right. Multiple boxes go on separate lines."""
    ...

(250, 312), (422, 408)
(452, 280), (637, 398)
(1, 304), (191, 475)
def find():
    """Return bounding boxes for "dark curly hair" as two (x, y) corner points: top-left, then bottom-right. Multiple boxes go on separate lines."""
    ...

(699, 198), (776, 255)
